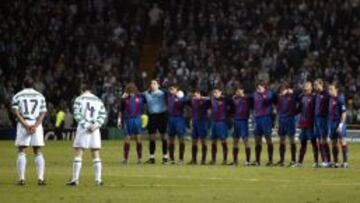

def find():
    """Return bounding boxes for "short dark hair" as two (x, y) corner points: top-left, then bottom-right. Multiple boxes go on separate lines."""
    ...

(256, 80), (266, 87)
(81, 80), (92, 92)
(23, 78), (34, 88)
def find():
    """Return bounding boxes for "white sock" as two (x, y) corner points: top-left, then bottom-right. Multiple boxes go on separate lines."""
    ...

(17, 152), (26, 180)
(150, 154), (155, 159)
(72, 157), (82, 182)
(35, 153), (45, 180)
(93, 158), (102, 182)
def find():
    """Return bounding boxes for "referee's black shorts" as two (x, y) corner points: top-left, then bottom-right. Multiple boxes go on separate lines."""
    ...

(147, 112), (168, 134)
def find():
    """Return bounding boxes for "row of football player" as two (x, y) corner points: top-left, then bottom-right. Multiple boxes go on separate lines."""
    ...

(9, 78), (347, 187)
(117, 79), (348, 169)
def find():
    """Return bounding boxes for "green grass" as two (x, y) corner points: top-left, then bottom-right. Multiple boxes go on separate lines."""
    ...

(0, 140), (359, 203)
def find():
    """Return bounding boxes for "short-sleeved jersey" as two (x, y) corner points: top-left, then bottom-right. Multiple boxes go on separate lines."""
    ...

(253, 90), (275, 118)
(276, 93), (297, 117)
(188, 97), (210, 121)
(231, 95), (251, 120)
(315, 91), (329, 117)
(328, 94), (346, 122)
(210, 96), (228, 121)
(167, 94), (186, 117)
(297, 94), (315, 128)
(11, 88), (47, 121)
(73, 92), (107, 128)
(121, 94), (146, 119)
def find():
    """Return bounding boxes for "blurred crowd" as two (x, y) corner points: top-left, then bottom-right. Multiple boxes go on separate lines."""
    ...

(1, 0), (360, 129)
(155, 0), (360, 124)
(0, 0), (149, 128)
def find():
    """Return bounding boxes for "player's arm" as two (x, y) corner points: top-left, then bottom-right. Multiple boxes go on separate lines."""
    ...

(117, 99), (125, 128)
(11, 95), (32, 133)
(73, 99), (87, 128)
(92, 102), (107, 131)
(338, 96), (347, 132)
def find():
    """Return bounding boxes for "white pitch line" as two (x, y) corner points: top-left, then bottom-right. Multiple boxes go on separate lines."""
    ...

(51, 171), (360, 186)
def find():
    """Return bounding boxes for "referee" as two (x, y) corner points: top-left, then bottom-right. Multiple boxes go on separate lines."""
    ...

(143, 79), (168, 164)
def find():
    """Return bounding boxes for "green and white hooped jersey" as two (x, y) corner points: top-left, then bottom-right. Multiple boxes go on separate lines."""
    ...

(73, 92), (107, 129)
(11, 88), (47, 121)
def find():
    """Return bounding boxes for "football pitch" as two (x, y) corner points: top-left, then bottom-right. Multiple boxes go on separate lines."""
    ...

(0, 140), (359, 203)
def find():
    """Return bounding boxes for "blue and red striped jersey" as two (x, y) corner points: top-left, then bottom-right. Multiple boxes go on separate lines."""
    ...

(167, 94), (185, 117)
(253, 90), (275, 117)
(121, 94), (146, 119)
(297, 94), (315, 128)
(210, 96), (227, 121)
(328, 94), (346, 122)
(189, 98), (210, 121)
(231, 95), (251, 120)
(315, 91), (329, 117)
(276, 93), (297, 117)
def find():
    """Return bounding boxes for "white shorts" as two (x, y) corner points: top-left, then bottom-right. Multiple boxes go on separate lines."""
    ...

(15, 121), (44, 147)
(73, 126), (101, 149)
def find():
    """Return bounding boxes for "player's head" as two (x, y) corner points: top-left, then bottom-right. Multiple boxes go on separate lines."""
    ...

(125, 82), (139, 95)
(256, 80), (266, 93)
(150, 79), (160, 91)
(23, 78), (34, 88)
(303, 81), (313, 94)
(193, 89), (202, 99)
(313, 79), (324, 92)
(235, 86), (245, 97)
(278, 81), (289, 95)
(212, 87), (222, 98)
(328, 81), (340, 97)
(81, 80), (92, 93)
(168, 84), (179, 95)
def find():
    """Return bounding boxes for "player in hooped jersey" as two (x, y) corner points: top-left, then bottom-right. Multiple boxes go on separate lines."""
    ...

(328, 82), (349, 168)
(186, 89), (210, 165)
(67, 82), (107, 186)
(11, 78), (47, 186)
(313, 79), (331, 167)
(118, 83), (146, 164)
(230, 86), (252, 166)
(275, 82), (297, 167)
(252, 81), (276, 166)
(295, 82), (320, 167)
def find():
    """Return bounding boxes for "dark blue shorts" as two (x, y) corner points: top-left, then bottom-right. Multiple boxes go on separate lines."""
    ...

(254, 116), (272, 138)
(314, 117), (328, 139)
(299, 128), (316, 141)
(329, 121), (347, 140)
(211, 121), (228, 141)
(192, 119), (207, 139)
(168, 116), (186, 138)
(278, 116), (295, 137)
(124, 118), (142, 136)
(233, 119), (249, 139)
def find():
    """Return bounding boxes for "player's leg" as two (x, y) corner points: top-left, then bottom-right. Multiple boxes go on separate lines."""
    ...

(199, 120), (208, 165)
(16, 146), (27, 185)
(277, 136), (286, 167)
(167, 118), (176, 164)
(135, 134), (142, 164)
(288, 136), (296, 167)
(297, 129), (308, 166)
(209, 123), (218, 165)
(243, 137), (251, 166)
(340, 138), (349, 168)
(123, 135), (131, 164)
(231, 137), (239, 166)
(146, 114), (157, 164)
(189, 121), (199, 164)
(177, 118), (186, 164)
(220, 122), (228, 165)
(91, 149), (103, 186)
(253, 118), (263, 166)
(231, 120), (240, 166)
(33, 146), (46, 185)
(159, 113), (169, 163)
(310, 130), (319, 167)
(277, 118), (286, 166)
(68, 148), (83, 186)
(264, 116), (274, 166)
(331, 138), (339, 167)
